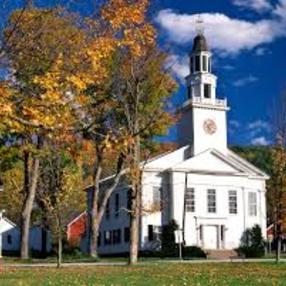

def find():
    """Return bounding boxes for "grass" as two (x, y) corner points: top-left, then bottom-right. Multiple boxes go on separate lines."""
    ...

(1, 262), (286, 285)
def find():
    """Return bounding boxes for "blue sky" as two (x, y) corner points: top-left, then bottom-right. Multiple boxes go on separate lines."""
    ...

(1, 0), (286, 146)
(154, 0), (286, 146)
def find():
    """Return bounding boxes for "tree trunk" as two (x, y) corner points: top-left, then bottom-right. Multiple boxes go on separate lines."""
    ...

(129, 135), (141, 265)
(88, 150), (124, 258)
(88, 155), (102, 258)
(129, 193), (139, 264)
(20, 156), (40, 259)
(57, 217), (63, 268)
(88, 154), (125, 258)
(276, 236), (281, 263)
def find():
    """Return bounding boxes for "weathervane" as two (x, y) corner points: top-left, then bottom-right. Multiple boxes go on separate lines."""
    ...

(195, 14), (205, 35)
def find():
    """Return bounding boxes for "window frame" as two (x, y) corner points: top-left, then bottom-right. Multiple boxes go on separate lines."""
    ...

(228, 190), (238, 214)
(248, 192), (257, 216)
(207, 189), (216, 213)
(153, 186), (161, 205)
(185, 187), (195, 212)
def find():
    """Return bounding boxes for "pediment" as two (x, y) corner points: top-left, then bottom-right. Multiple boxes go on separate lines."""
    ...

(144, 146), (269, 179)
(171, 149), (245, 174)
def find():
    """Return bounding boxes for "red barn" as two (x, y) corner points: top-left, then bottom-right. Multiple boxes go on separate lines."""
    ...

(67, 212), (87, 247)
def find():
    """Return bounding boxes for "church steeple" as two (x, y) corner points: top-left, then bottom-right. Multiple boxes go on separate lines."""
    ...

(187, 33), (216, 101)
(177, 32), (229, 155)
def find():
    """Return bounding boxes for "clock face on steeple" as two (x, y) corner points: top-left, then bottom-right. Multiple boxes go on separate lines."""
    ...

(203, 119), (217, 135)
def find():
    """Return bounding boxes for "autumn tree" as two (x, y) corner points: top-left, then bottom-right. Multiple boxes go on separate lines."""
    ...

(1, 7), (89, 259)
(0, 145), (24, 224)
(38, 144), (85, 268)
(106, 18), (177, 262)
(70, 0), (157, 258)
(268, 89), (286, 263)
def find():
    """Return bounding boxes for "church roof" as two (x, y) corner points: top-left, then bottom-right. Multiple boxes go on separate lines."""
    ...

(144, 147), (269, 179)
(192, 33), (209, 53)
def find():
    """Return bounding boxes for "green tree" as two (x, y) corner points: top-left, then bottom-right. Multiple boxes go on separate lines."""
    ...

(38, 146), (85, 268)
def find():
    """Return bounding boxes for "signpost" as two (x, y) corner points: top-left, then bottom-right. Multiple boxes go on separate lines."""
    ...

(174, 229), (183, 261)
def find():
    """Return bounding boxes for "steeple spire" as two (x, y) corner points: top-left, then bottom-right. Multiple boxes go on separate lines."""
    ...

(177, 33), (229, 152)
(195, 14), (205, 35)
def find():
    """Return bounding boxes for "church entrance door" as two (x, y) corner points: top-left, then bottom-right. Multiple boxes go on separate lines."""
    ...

(203, 225), (218, 249)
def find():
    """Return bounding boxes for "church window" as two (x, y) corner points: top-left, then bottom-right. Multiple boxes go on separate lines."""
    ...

(204, 84), (211, 98)
(208, 58), (211, 72)
(153, 186), (161, 205)
(203, 55), (207, 71)
(207, 189), (216, 213)
(195, 55), (200, 72)
(229, 190), (237, 214)
(115, 193), (119, 217)
(185, 188), (195, 212)
(190, 57), (194, 73)
(248, 192), (257, 216)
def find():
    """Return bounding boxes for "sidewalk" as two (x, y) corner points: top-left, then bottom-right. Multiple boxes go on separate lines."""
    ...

(1, 258), (286, 268)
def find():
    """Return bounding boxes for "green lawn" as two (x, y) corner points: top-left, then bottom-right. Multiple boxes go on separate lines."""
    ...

(1, 263), (286, 286)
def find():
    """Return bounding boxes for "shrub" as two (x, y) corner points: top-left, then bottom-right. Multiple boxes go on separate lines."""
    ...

(161, 220), (179, 257)
(237, 225), (265, 258)
(183, 246), (206, 258)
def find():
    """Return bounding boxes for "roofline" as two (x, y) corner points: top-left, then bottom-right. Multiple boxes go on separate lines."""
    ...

(83, 146), (184, 192)
(2, 217), (17, 227)
(67, 211), (87, 228)
(227, 149), (270, 179)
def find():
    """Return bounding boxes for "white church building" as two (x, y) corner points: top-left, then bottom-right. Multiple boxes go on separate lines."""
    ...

(84, 33), (269, 255)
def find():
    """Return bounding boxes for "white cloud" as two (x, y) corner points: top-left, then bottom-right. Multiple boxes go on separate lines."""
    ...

(255, 47), (270, 55)
(228, 120), (241, 134)
(248, 120), (271, 131)
(166, 54), (189, 82)
(274, 0), (286, 20)
(233, 0), (272, 12)
(248, 120), (271, 141)
(233, 75), (258, 87)
(230, 120), (241, 128)
(222, 65), (235, 70)
(251, 136), (270, 145)
(156, 10), (286, 55)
